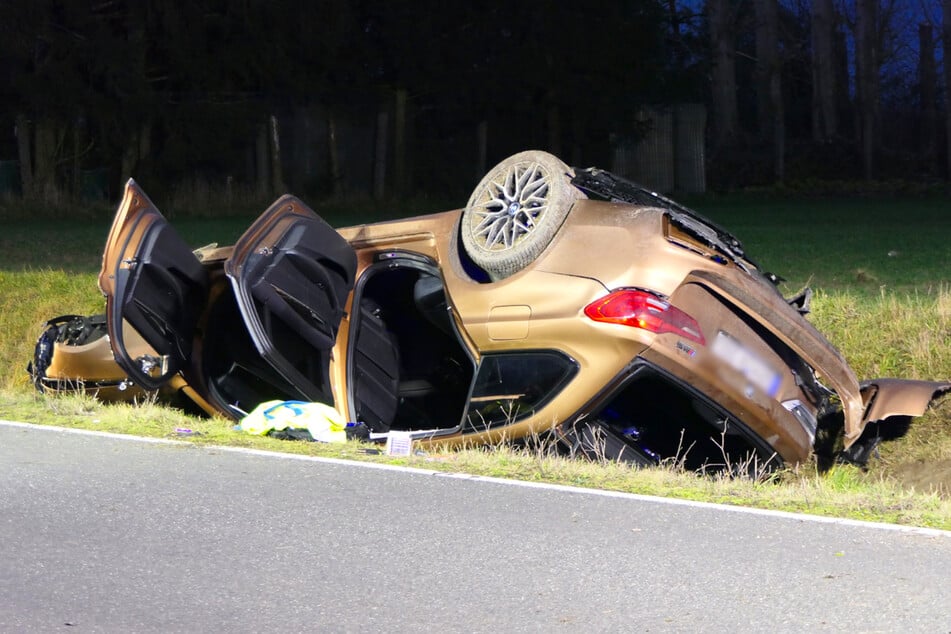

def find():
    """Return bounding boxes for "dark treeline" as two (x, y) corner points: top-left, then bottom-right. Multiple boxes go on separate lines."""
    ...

(0, 0), (947, 206)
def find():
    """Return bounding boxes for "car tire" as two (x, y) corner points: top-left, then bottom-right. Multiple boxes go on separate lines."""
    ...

(461, 150), (582, 281)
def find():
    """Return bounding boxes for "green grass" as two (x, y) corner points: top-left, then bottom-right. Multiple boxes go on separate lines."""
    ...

(696, 197), (951, 294)
(0, 197), (449, 274)
(1, 193), (950, 528)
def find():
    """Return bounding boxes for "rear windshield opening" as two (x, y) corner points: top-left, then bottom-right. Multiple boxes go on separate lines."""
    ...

(581, 367), (779, 473)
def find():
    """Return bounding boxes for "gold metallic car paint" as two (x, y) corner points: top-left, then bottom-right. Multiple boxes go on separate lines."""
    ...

(444, 198), (827, 459)
(41, 323), (214, 410)
(638, 347), (811, 461)
(45, 332), (129, 385)
(332, 213), (452, 427)
(431, 273), (654, 448)
(337, 212), (445, 256)
(97, 183), (157, 306)
(670, 284), (801, 404)
(860, 378), (951, 423)
(530, 201), (724, 297)
(487, 305), (532, 340)
(227, 195), (332, 271)
(96, 194), (853, 454)
(445, 196), (868, 457)
(336, 209), (655, 447)
(40, 332), (145, 402)
(682, 269), (865, 446)
(646, 283), (815, 462)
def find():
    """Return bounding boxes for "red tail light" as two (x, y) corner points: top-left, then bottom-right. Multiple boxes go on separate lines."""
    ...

(584, 289), (706, 345)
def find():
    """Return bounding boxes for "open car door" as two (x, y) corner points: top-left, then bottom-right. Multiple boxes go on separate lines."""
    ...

(98, 180), (209, 389)
(224, 195), (357, 405)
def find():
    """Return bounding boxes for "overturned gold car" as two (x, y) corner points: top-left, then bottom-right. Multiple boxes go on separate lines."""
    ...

(31, 151), (950, 469)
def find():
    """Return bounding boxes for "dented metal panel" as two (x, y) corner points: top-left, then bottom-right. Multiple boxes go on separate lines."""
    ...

(861, 379), (951, 423)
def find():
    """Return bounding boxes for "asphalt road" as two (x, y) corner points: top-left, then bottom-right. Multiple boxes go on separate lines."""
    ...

(1, 422), (949, 633)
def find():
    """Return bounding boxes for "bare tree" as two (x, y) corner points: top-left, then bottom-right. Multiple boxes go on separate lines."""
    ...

(14, 115), (32, 197)
(811, 0), (838, 141)
(755, 0), (785, 181)
(855, 0), (880, 179)
(269, 115), (285, 195)
(918, 23), (937, 168)
(118, 1), (150, 187)
(709, 0), (739, 147)
(944, 0), (951, 178)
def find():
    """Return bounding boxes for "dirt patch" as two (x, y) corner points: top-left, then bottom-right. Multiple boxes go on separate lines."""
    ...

(876, 399), (951, 497)
(891, 459), (951, 497)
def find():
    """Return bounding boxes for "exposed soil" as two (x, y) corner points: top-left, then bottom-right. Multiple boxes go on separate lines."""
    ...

(891, 459), (951, 497)
(874, 399), (951, 497)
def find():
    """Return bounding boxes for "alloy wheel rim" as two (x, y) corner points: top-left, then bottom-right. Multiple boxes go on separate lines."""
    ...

(470, 162), (550, 251)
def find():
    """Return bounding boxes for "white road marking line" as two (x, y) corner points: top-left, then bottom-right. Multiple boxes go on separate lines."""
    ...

(3, 418), (948, 538)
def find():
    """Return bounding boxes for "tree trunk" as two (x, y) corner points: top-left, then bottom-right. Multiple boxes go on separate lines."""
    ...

(754, 0), (773, 137)
(120, 122), (152, 184)
(71, 116), (84, 197)
(373, 109), (388, 201)
(120, 0), (149, 193)
(668, 0), (680, 32)
(855, 0), (879, 180)
(570, 117), (584, 166)
(120, 140), (136, 183)
(255, 123), (269, 198)
(834, 25), (851, 123)
(269, 114), (284, 194)
(708, 0), (738, 147)
(772, 78), (785, 182)
(754, 0), (784, 181)
(918, 23), (937, 170)
(945, 0), (951, 178)
(327, 114), (343, 197)
(810, 0), (837, 141)
(33, 119), (61, 202)
(476, 120), (488, 179)
(15, 114), (33, 197)
(394, 88), (408, 197)
(547, 103), (562, 156)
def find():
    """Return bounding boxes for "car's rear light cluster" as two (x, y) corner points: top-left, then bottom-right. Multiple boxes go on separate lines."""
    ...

(584, 289), (706, 345)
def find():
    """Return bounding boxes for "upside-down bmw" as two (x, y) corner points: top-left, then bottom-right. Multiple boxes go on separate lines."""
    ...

(31, 151), (950, 469)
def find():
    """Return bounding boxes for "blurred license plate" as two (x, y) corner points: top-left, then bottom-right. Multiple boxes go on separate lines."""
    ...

(711, 331), (782, 397)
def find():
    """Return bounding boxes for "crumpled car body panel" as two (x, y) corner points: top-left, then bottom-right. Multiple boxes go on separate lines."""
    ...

(861, 379), (951, 423)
